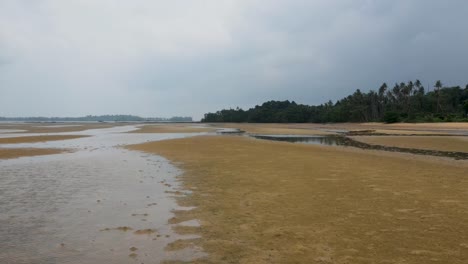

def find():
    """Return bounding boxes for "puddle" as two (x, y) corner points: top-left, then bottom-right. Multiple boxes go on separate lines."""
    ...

(251, 134), (468, 160)
(216, 128), (245, 134)
(251, 135), (343, 146)
(0, 125), (206, 263)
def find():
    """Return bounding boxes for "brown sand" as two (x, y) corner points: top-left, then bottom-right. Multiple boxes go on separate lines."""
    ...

(0, 123), (118, 133)
(358, 123), (468, 135)
(129, 124), (214, 133)
(0, 148), (67, 159)
(129, 136), (468, 264)
(353, 136), (468, 153)
(0, 135), (88, 144)
(371, 129), (439, 135)
(133, 229), (157, 235)
(364, 122), (468, 130)
(327, 122), (468, 132)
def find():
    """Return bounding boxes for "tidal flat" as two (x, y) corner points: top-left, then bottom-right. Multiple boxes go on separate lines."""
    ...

(0, 124), (206, 263)
(1, 122), (468, 263)
(129, 123), (468, 264)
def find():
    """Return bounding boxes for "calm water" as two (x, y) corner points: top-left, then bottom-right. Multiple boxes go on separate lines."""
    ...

(251, 134), (344, 146)
(0, 126), (205, 263)
(250, 134), (468, 160)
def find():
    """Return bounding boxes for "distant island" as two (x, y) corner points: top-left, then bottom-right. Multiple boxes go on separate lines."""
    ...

(0, 115), (193, 122)
(202, 80), (468, 123)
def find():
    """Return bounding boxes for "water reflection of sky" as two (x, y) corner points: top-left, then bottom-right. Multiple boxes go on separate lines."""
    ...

(0, 125), (206, 263)
(251, 135), (343, 146)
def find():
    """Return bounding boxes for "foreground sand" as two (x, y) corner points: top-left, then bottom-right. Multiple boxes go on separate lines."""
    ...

(0, 148), (67, 159)
(0, 135), (88, 144)
(353, 136), (468, 153)
(129, 135), (468, 264)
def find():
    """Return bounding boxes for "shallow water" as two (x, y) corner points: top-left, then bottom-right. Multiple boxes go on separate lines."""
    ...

(0, 126), (205, 263)
(251, 135), (343, 146)
(216, 128), (245, 134)
(251, 134), (468, 160)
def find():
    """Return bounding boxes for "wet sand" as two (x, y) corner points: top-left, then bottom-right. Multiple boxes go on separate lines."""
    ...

(0, 125), (205, 263)
(129, 135), (468, 263)
(353, 136), (468, 153)
(0, 135), (88, 144)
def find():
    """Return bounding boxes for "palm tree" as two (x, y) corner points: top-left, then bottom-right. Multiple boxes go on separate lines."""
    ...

(378, 83), (387, 119)
(435, 80), (442, 113)
(401, 81), (414, 116)
(415, 80), (422, 92)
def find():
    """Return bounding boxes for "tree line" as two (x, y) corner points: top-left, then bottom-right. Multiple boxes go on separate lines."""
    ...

(0, 115), (193, 122)
(202, 80), (468, 123)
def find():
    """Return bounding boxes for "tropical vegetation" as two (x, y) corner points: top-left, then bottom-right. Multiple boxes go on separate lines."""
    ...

(202, 81), (468, 123)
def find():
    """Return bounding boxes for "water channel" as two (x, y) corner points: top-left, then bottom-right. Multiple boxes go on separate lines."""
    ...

(0, 125), (205, 264)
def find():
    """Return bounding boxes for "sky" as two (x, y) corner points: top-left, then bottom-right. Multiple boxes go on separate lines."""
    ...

(1, 0), (468, 120)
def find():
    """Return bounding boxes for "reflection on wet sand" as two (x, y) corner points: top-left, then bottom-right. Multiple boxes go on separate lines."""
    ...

(0, 125), (206, 263)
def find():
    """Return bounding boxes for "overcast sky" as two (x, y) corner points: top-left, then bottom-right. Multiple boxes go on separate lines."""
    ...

(1, 0), (468, 119)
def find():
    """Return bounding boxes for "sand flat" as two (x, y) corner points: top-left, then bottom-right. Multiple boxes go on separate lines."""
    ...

(349, 122), (468, 134)
(0, 148), (67, 159)
(129, 124), (214, 133)
(0, 123), (119, 133)
(372, 129), (440, 135)
(208, 122), (468, 135)
(210, 123), (336, 135)
(129, 135), (468, 264)
(0, 135), (89, 144)
(353, 136), (468, 153)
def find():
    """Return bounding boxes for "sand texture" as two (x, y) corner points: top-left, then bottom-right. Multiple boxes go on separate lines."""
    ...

(0, 135), (88, 144)
(0, 148), (67, 159)
(353, 136), (468, 153)
(129, 125), (214, 133)
(209, 122), (468, 136)
(129, 135), (468, 264)
(0, 123), (118, 133)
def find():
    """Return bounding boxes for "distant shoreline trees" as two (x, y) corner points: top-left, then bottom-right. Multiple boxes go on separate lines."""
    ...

(0, 115), (193, 122)
(202, 81), (468, 123)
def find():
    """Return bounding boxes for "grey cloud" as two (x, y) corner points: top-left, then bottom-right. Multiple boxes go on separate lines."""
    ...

(1, 0), (468, 119)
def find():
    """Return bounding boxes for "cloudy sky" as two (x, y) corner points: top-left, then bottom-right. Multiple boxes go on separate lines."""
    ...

(1, 0), (468, 119)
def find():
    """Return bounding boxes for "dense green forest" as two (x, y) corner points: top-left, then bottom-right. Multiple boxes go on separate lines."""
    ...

(202, 80), (468, 123)
(0, 115), (193, 122)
